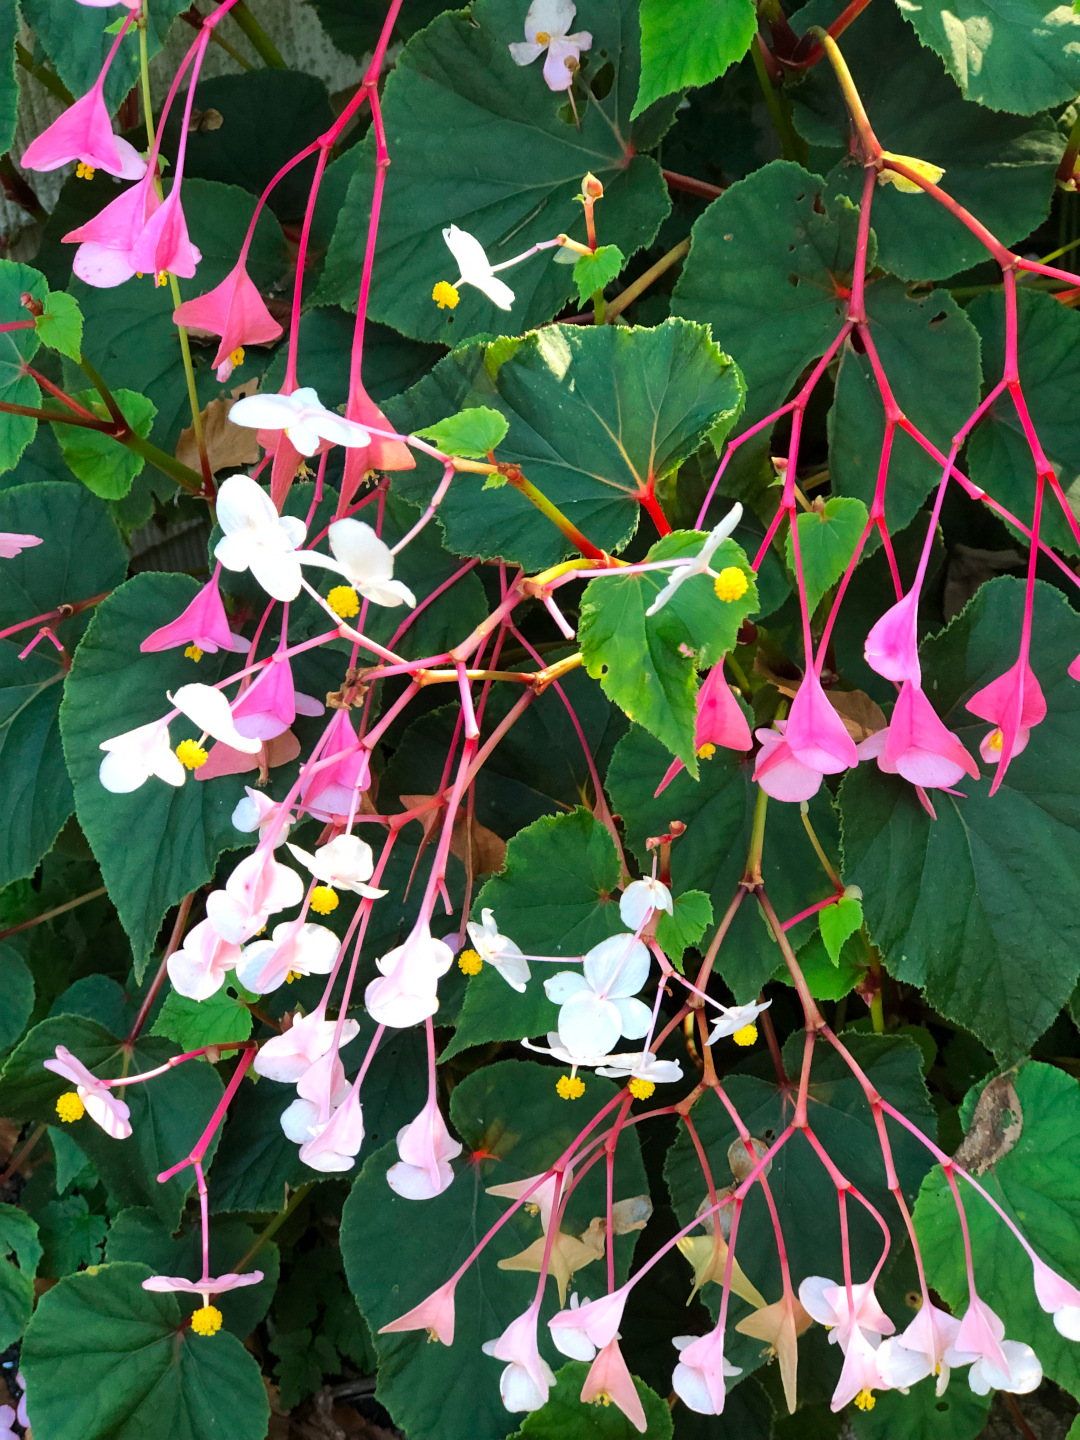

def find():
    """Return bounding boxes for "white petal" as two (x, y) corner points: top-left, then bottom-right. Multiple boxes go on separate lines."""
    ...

(798, 1276), (839, 1328)
(613, 995), (652, 1040)
(313, 413), (372, 449)
(544, 971), (590, 1004)
(475, 273), (516, 311)
(489, 952), (531, 993)
(558, 992), (622, 1058)
(443, 224), (492, 283)
(509, 39), (545, 64)
(358, 577), (417, 608)
(524, 0), (576, 41)
(228, 393), (299, 431)
(249, 549), (303, 602)
(172, 683), (262, 754)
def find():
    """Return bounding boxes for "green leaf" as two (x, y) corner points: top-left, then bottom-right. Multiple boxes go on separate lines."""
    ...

(785, 498), (868, 614)
(415, 405), (510, 459)
(579, 530), (757, 770)
(36, 1195), (107, 1278)
(655, 889), (713, 967)
(573, 245), (626, 308)
(0, 260), (48, 474)
(52, 389), (157, 500)
(849, 1376), (990, 1440)
(388, 319), (745, 570)
(0, 483), (127, 888)
(60, 573), (254, 975)
(304, 0), (447, 54)
(634, 0), (756, 117)
(19, 0), (189, 112)
(0, 1202), (39, 1348)
(443, 809), (625, 1060)
(0, 943), (34, 1050)
(21, 1262), (270, 1440)
(841, 577), (1080, 1058)
(35, 290), (83, 362)
(510, 1360), (673, 1439)
(819, 895), (863, 966)
(914, 1063), (1080, 1399)
(151, 982), (254, 1051)
(0, 0), (16, 156)
(50, 1126), (93, 1194)
(777, 930), (868, 1002)
(316, 0), (674, 344)
(341, 1059), (647, 1440)
(270, 1326), (341, 1409)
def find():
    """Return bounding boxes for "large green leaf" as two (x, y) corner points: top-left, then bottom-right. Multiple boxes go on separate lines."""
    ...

(19, 0), (189, 112)
(0, 483), (127, 888)
(0, 0), (16, 156)
(150, 982), (254, 1051)
(0, 943), (34, 1050)
(0, 1203), (40, 1349)
(510, 1360), (672, 1439)
(841, 577), (1080, 1058)
(260, 306), (442, 410)
(60, 573), (254, 975)
(0, 260), (48, 474)
(633, 0), (756, 117)
(316, 0), (674, 344)
(914, 1062), (1080, 1399)
(341, 1059), (648, 1440)
(388, 319), (744, 571)
(849, 1374), (990, 1440)
(21, 1262), (269, 1440)
(443, 808), (626, 1060)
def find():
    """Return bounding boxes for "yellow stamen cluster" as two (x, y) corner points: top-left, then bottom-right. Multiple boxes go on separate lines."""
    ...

(733, 1023), (758, 1048)
(327, 585), (360, 619)
(432, 281), (460, 310)
(854, 1389), (876, 1411)
(696, 742), (716, 759)
(535, 29), (551, 42)
(76, 162), (96, 180)
(628, 1077), (655, 1101)
(556, 1075), (585, 1100)
(155, 272), (168, 287)
(285, 970), (302, 984)
(591, 1393), (612, 1408)
(458, 949), (483, 976)
(176, 739), (208, 770)
(986, 727), (1004, 754)
(190, 1304), (223, 1337)
(310, 885), (339, 915)
(56, 1092), (85, 1123)
(184, 644), (203, 662)
(229, 346), (245, 369)
(714, 567), (749, 603)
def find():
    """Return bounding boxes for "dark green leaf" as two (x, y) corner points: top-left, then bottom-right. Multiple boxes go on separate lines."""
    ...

(634, 0), (756, 117)
(0, 0), (15, 156)
(785, 498), (868, 615)
(52, 389), (156, 501)
(849, 1372), (990, 1440)
(36, 1195), (106, 1278)
(0, 943), (34, 1049)
(510, 1359), (672, 1439)
(416, 405), (509, 459)
(573, 245), (626, 308)
(0, 1202), (39, 1348)
(0, 260), (48, 474)
(19, 0), (189, 111)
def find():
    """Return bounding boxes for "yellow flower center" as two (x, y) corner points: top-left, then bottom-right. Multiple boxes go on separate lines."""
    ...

(327, 585), (360, 619)
(714, 567), (749, 603)
(190, 1304), (223, 1337)
(176, 739), (209, 770)
(591, 1393), (612, 1408)
(628, 1077), (655, 1100)
(432, 281), (460, 310)
(155, 272), (168, 287)
(696, 742), (716, 759)
(556, 1075), (585, 1100)
(733, 1023), (758, 1048)
(458, 949), (483, 976)
(228, 346), (245, 369)
(535, 29), (551, 43)
(76, 162), (96, 180)
(986, 727), (1004, 754)
(184, 644), (203, 662)
(285, 970), (302, 984)
(56, 1092), (85, 1123)
(854, 1389), (876, 1411)
(310, 885), (339, 915)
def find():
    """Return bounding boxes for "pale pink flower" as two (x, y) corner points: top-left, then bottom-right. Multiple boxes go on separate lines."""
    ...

(549, 1286), (630, 1361)
(671, 1326), (741, 1414)
(798, 1276), (895, 1350)
(786, 669), (858, 774)
(205, 848), (304, 944)
(830, 1324), (885, 1412)
(235, 920), (340, 994)
(863, 590), (921, 685)
(581, 1339), (646, 1433)
(141, 572), (249, 656)
(254, 1010), (359, 1085)
(877, 1300), (960, 1396)
(0, 1403), (16, 1440)
(1032, 1258), (1080, 1341)
(619, 877), (672, 931)
(967, 656), (1046, 792)
(483, 1309), (556, 1413)
(173, 260), (282, 381)
(22, 80), (145, 181)
(386, 1094), (463, 1199)
(945, 1296), (1041, 1394)
(380, 1278), (457, 1345)
(296, 1048), (350, 1111)
(142, 1270), (263, 1305)
(655, 661), (753, 794)
(298, 707), (370, 821)
(65, 169), (158, 287)
(0, 532), (42, 559)
(167, 918), (240, 1001)
(232, 786), (292, 845)
(487, 1169), (569, 1233)
(43, 1045), (131, 1139)
(232, 653), (323, 742)
(509, 0), (592, 92)
(864, 681), (980, 790)
(364, 923), (454, 1029)
(297, 1088), (365, 1173)
(752, 721), (825, 803)
(98, 717), (184, 793)
(75, 0), (139, 9)
(287, 834), (386, 898)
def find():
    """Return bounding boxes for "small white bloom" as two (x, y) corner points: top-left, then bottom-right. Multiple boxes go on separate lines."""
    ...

(707, 999), (771, 1045)
(235, 920), (341, 993)
(322, 519), (416, 608)
(287, 834), (388, 899)
(509, 0), (592, 92)
(228, 386), (372, 457)
(645, 504), (744, 617)
(619, 877), (673, 931)
(213, 474), (308, 602)
(99, 717), (184, 793)
(466, 908), (530, 992)
(596, 1050), (683, 1084)
(544, 933), (652, 1060)
(232, 786), (291, 845)
(255, 1010), (359, 1084)
(171, 682), (261, 755)
(442, 225), (515, 311)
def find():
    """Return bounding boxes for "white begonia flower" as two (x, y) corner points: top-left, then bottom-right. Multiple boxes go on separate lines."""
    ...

(171, 683), (262, 755)
(522, 1033), (624, 1070)
(645, 504), (744, 617)
(544, 933), (652, 1060)
(509, 0), (592, 92)
(798, 1276), (895, 1350)
(254, 1010), (360, 1084)
(442, 225), (515, 311)
(99, 717), (184, 793)
(232, 786), (291, 845)
(235, 920), (341, 994)
(483, 1310), (556, 1414)
(466, 908), (530, 993)
(1032, 1258), (1080, 1341)
(596, 1051), (684, 1084)
(287, 834), (388, 899)
(213, 474), (308, 602)
(707, 999), (771, 1045)
(877, 1302), (961, 1398)
(228, 386), (372, 458)
(324, 519), (416, 608)
(619, 877), (673, 931)
(549, 1287), (630, 1362)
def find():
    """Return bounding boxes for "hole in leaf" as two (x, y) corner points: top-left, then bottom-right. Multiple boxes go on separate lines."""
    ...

(787, 274), (799, 287)
(795, 192), (806, 202)
(927, 310), (948, 328)
(591, 61), (614, 99)
(935, 1402), (949, 1413)
(812, 193), (826, 214)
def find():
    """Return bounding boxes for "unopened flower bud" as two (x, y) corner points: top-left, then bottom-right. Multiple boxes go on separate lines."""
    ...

(581, 172), (604, 200)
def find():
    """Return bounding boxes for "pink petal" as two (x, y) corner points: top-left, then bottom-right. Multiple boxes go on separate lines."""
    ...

(581, 1341), (646, 1433)
(173, 259), (283, 370)
(22, 84), (146, 180)
(863, 590), (921, 684)
(885, 682), (978, 790)
(129, 188), (201, 279)
(785, 670), (857, 774)
(232, 655), (298, 741)
(696, 663), (752, 752)
(140, 573), (249, 655)
(338, 382), (415, 512)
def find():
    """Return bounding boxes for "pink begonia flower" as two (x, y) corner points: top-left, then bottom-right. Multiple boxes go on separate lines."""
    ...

(172, 260), (283, 381)
(22, 79), (146, 180)
(229, 386), (371, 458)
(752, 721), (825, 802)
(232, 786), (292, 845)
(967, 656), (1046, 791)
(213, 474), (308, 602)
(671, 1326), (742, 1414)
(142, 1270), (263, 1305)
(298, 707), (370, 821)
(287, 834), (387, 898)
(171, 681), (261, 756)
(43, 1045), (132, 1139)
(830, 1324), (886, 1412)
(129, 185), (201, 280)
(483, 1309), (556, 1413)
(64, 169), (157, 287)
(338, 381), (415, 512)
(280, 1076), (352, 1150)
(99, 716), (184, 793)
(786, 669), (858, 774)
(881, 682), (979, 790)
(386, 1094), (463, 1199)
(297, 1047), (349, 1110)
(14, 1377), (26, 1433)
(1070, 653), (1080, 683)
(863, 590), (921, 685)
(0, 532), (42, 559)
(944, 1296), (1041, 1395)
(581, 1339), (646, 1433)
(297, 1087), (365, 1173)
(465, 909), (530, 992)
(231, 653), (323, 742)
(364, 923), (455, 1028)
(141, 571), (249, 656)
(619, 877), (672, 931)
(205, 847), (304, 944)
(544, 933), (651, 1060)
(1032, 1258), (1080, 1340)
(235, 920), (340, 994)
(550, 1286), (631, 1361)
(798, 1276), (895, 1351)
(655, 662), (753, 794)
(877, 1300), (961, 1397)
(254, 1010), (360, 1085)
(195, 729), (300, 780)
(487, 1168), (571, 1234)
(380, 1278), (458, 1345)
(167, 918), (240, 1001)
(509, 0), (592, 92)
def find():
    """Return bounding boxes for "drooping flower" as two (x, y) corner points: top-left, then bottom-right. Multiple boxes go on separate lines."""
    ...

(254, 1010), (359, 1084)
(438, 225), (515, 311)
(230, 653), (324, 742)
(364, 922), (455, 1028)
(297, 707), (370, 822)
(581, 1340), (646, 1432)
(785, 669), (858, 775)
(509, 0), (593, 91)
(864, 681), (980, 790)
(671, 1326), (742, 1414)
(228, 386), (371, 457)
(296, 1088), (366, 1173)
(876, 1300), (961, 1398)
(545, 934), (652, 1060)
(142, 1269), (263, 1306)
(595, 1051), (684, 1085)
(235, 920), (340, 994)
(830, 1324), (887, 1413)
(43, 1046), (132, 1139)
(798, 1276), (895, 1351)
(98, 717), (185, 793)
(172, 260), (283, 382)
(322, 519), (417, 608)
(167, 918), (241, 1001)
(213, 474), (308, 602)
(483, 1309), (556, 1414)
(707, 1000), (771, 1047)
(22, 78), (146, 180)
(128, 183), (200, 282)
(465, 908), (530, 992)
(752, 722), (825, 803)
(386, 1094), (463, 1199)
(487, 1168), (572, 1234)
(232, 787), (292, 845)
(380, 1278), (458, 1345)
(337, 380), (415, 512)
(655, 662), (752, 794)
(944, 1297), (1042, 1395)
(287, 834), (387, 901)
(205, 848), (304, 944)
(619, 877), (673, 931)
(1032, 1258), (1080, 1340)
(966, 656), (1046, 791)
(735, 1292), (813, 1414)
(171, 682), (262, 756)
(140, 571), (250, 656)
(549, 1286), (630, 1361)
(645, 506), (744, 617)
(863, 590), (921, 685)
(0, 532), (42, 559)
(64, 169), (160, 287)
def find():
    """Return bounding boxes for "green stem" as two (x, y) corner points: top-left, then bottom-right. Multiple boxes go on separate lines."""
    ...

(725, 652), (752, 698)
(750, 36), (806, 165)
(591, 289), (606, 324)
(604, 237), (690, 323)
(169, 273), (213, 494)
(138, 9), (156, 151)
(0, 887), (107, 942)
(78, 355), (206, 494)
(15, 42), (74, 105)
(800, 803), (842, 889)
(864, 933), (885, 1034)
(229, 0), (286, 68)
(234, 1183), (316, 1273)
(743, 784), (769, 886)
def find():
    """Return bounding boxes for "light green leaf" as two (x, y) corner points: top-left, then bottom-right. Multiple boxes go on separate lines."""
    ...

(776, 930), (868, 1002)
(510, 1360), (672, 1439)
(655, 889), (713, 967)
(52, 389), (157, 500)
(819, 894), (864, 966)
(415, 405), (509, 459)
(785, 498), (868, 614)
(35, 290), (83, 362)
(573, 244), (626, 308)
(151, 981), (254, 1051)
(634, 0), (756, 117)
